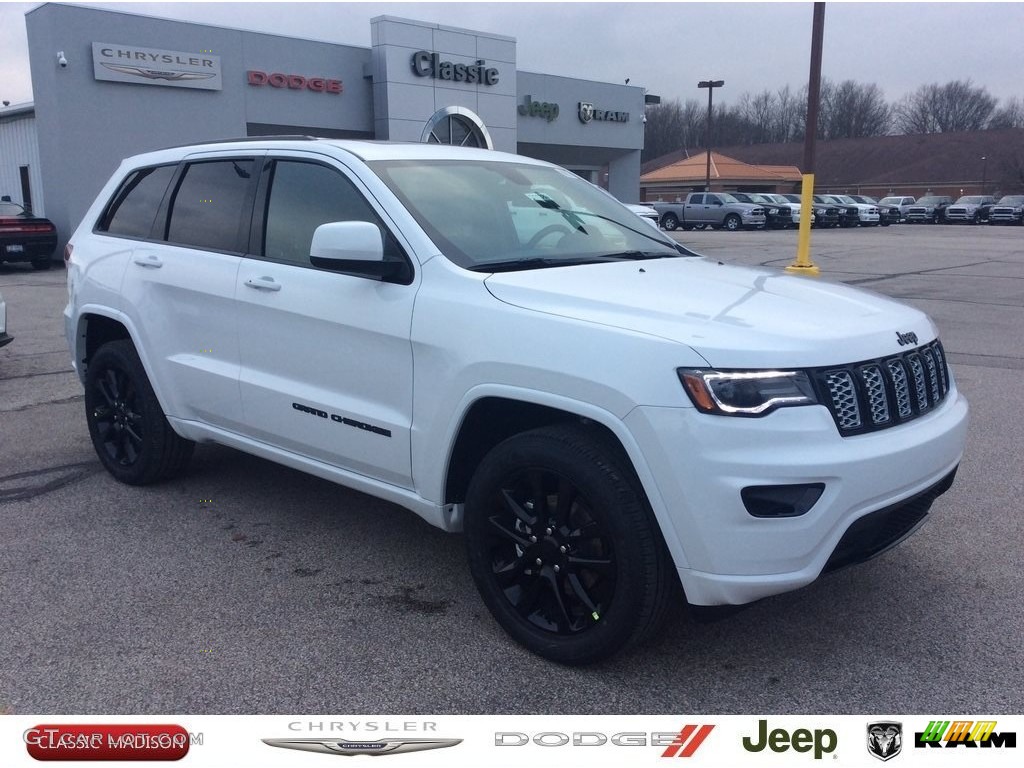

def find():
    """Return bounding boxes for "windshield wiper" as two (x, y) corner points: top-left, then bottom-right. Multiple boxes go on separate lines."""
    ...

(471, 255), (640, 273)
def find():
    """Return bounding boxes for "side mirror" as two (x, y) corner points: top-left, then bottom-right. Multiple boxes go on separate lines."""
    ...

(309, 221), (407, 282)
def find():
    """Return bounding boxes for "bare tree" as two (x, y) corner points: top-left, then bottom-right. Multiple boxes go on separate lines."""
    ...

(820, 80), (891, 138)
(893, 80), (997, 133)
(989, 97), (1024, 129)
(642, 98), (706, 163)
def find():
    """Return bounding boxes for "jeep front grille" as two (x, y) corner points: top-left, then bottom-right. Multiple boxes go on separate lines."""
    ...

(813, 340), (951, 436)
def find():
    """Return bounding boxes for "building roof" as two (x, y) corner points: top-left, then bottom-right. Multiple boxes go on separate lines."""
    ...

(642, 129), (1024, 191)
(640, 150), (802, 185)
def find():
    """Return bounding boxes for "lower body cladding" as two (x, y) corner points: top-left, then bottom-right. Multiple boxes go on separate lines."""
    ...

(624, 389), (968, 606)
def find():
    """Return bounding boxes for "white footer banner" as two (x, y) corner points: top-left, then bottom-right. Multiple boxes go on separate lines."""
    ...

(1, 715), (1019, 766)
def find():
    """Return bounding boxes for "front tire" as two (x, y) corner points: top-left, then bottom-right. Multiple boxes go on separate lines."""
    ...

(85, 340), (194, 485)
(464, 424), (675, 665)
(723, 214), (741, 231)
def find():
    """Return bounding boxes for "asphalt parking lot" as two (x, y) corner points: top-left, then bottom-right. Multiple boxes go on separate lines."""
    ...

(1, 223), (1022, 715)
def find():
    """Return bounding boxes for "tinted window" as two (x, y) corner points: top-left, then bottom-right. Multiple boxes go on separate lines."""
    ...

(262, 160), (402, 268)
(166, 159), (254, 251)
(99, 165), (176, 238)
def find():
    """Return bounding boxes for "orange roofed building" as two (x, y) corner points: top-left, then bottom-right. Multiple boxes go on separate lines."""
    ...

(640, 151), (802, 202)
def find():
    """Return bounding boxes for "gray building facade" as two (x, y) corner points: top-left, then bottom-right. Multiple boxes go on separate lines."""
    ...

(18, 3), (645, 250)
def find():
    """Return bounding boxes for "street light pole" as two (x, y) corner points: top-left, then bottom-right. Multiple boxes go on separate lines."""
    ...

(698, 79), (724, 192)
(981, 155), (988, 194)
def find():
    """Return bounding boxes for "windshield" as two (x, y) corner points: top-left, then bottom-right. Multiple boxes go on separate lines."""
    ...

(368, 159), (679, 271)
(879, 197), (902, 205)
(997, 196), (1024, 205)
(917, 197), (943, 205)
(954, 196), (985, 204)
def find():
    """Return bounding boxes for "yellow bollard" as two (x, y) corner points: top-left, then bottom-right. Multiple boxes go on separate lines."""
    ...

(786, 173), (821, 276)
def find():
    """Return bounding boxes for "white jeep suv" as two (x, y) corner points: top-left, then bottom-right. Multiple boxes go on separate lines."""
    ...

(65, 138), (968, 664)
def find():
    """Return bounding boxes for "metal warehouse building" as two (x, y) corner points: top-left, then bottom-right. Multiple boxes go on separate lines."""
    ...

(2, 2), (647, 251)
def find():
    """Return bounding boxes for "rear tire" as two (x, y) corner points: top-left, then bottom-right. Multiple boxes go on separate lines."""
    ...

(85, 340), (194, 485)
(661, 213), (679, 231)
(464, 424), (676, 665)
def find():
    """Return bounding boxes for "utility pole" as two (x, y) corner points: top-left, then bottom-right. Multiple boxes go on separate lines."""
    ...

(698, 79), (724, 192)
(787, 2), (825, 277)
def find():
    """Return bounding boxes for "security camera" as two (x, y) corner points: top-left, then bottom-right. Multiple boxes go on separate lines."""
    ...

(57, 51), (68, 68)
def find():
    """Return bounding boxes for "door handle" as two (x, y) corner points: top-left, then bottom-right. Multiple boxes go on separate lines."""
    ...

(244, 276), (282, 292)
(132, 254), (163, 268)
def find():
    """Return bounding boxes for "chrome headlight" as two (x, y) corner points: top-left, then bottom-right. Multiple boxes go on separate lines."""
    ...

(678, 369), (818, 416)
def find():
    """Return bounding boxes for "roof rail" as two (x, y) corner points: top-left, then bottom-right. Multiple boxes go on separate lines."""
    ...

(165, 135), (320, 149)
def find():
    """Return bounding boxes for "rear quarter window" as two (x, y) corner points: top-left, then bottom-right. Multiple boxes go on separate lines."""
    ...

(96, 165), (176, 238)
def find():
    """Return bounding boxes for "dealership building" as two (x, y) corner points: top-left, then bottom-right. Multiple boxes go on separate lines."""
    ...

(1, 2), (648, 250)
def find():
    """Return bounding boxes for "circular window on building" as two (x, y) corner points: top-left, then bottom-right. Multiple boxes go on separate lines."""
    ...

(421, 106), (492, 149)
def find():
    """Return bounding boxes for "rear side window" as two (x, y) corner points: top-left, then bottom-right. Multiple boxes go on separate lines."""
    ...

(97, 165), (176, 238)
(166, 159), (255, 252)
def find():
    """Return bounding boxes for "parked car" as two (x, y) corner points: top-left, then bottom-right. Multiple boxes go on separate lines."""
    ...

(0, 288), (11, 348)
(944, 195), (995, 224)
(781, 194), (837, 228)
(905, 196), (953, 224)
(625, 203), (661, 229)
(653, 192), (766, 231)
(878, 196), (916, 221)
(849, 195), (899, 226)
(821, 194), (880, 227)
(0, 197), (58, 270)
(65, 138), (968, 664)
(815, 195), (859, 227)
(730, 192), (794, 229)
(988, 195), (1024, 225)
(761, 193), (813, 227)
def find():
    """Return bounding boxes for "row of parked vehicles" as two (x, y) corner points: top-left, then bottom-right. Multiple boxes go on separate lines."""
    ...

(645, 192), (1024, 231)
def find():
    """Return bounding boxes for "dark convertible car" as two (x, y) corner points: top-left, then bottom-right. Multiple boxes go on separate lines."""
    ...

(0, 197), (58, 270)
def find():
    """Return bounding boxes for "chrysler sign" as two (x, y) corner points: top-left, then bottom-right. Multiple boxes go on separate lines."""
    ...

(92, 43), (222, 90)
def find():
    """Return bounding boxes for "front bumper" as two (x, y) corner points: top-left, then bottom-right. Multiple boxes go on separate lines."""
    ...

(624, 386), (968, 606)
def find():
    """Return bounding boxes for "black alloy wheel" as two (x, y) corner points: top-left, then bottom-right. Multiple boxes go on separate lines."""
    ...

(464, 424), (675, 665)
(85, 340), (194, 485)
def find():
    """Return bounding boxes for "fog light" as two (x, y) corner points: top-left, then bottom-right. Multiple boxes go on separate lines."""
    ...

(741, 483), (825, 518)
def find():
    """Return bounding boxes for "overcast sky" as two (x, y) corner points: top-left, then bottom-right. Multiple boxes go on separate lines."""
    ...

(2, 1), (1022, 110)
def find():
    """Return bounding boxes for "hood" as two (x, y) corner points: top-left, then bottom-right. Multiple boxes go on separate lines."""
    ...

(484, 257), (935, 368)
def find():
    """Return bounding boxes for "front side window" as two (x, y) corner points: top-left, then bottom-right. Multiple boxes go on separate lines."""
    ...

(262, 160), (406, 271)
(98, 165), (176, 238)
(166, 159), (255, 252)
(369, 159), (678, 271)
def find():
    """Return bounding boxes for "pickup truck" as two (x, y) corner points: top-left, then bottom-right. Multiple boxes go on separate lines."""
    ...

(905, 196), (954, 224)
(988, 195), (1024, 225)
(653, 192), (766, 231)
(944, 195), (995, 224)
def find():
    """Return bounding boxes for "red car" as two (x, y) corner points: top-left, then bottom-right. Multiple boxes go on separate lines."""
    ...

(0, 197), (58, 270)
